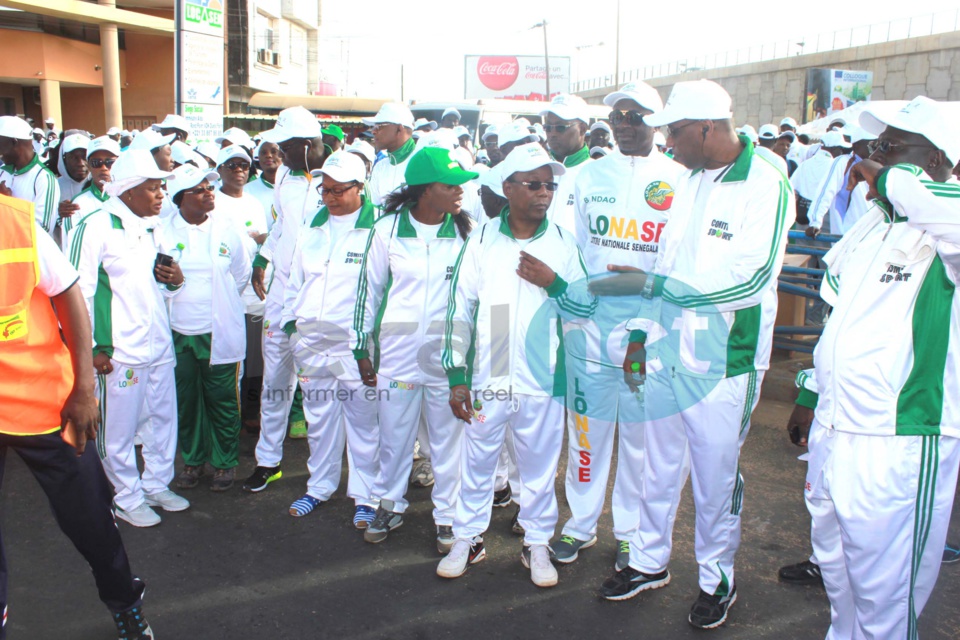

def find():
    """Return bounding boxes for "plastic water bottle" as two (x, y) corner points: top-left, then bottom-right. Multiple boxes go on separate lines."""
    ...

(629, 361), (645, 406)
(171, 242), (185, 262)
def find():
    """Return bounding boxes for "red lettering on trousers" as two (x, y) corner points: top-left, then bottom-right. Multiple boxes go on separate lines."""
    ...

(579, 450), (591, 467)
(579, 467), (591, 482)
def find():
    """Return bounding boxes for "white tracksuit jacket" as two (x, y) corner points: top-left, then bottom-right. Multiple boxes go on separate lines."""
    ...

(442, 209), (597, 396)
(547, 145), (590, 234)
(0, 153), (59, 235)
(642, 138), (795, 379)
(354, 208), (467, 386)
(805, 164), (960, 438)
(573, 147), (685, 368)
(155, 213), (251, 365)
(809, 153), (870, 235)
(281, 199), (376, 366)
(69, 198), (180, 366)
(368, 138), (416, 209)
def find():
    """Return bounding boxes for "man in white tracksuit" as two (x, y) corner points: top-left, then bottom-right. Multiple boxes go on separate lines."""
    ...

(244, 106), (325, 493)
(0, 116), (59, 236)
(437, 143), (596, 588)
(802, 97), (960, 640)
(280, 151), (380, 525)
(554, 81), (684, 570)
(540, 93), (591, 234)
(591, 80), (793, 629)
(366, 103), (417, 209)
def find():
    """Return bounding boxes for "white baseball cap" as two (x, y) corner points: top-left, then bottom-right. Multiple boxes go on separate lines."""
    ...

(0, 116), (34, 140)
(194, 141), (222, 164)
(758, 124), (779, 140)
(453, 125), (471, 139)
(533, 122), (547, 142)
(217, 144), (252, 167)
(32, 127), (44, 136)
(61, 133), (91, 155)
(345, 139), (376, 164)
(106, 126), (122, 137)
(442, 107), (462, 120)
(540, 94), (589, 124)
(129, 129), (176, 152)
(737, 124), (758, 145)
(108, 149), (175, 188)
(44, 117), (55, 124)
(497, 122), (538, 149)
(153, 113), (191, 134)
(362, 102), (415, 129)
(166, 163), (219, 200)
(413, 118), (438, 131)
(603, 81), (664, 113)
(481, 124), (499, 142)
(860, 96), (960, 165)
(171, 140), (203, 167)
(590, 121), (612, 135)
(780, 117), (798, 129)
(499, 142), (565, 184)
(821, 130), (852, 149)
(478, 162), (504, 197)
(315, 150), (366, 184)
(260, 106), (322, 143)
(215, 127), (254, 148)
(846, 125), (877, 145)
(589, 146), (610, 157)
(415, 129), (459, 152)
(87, 136), (121, 157)
(653, 131), (667, 147)
(645, 80), (732, 127)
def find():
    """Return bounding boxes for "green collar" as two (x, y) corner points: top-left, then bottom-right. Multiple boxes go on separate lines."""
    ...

(3, 152), (41, 176)
(690, 135), (754, 183)
(289, 169), (309, 178)
(310, 196), (375, 229)
(396, 207), (458, 239)
(557, 145), (590, 168)
(78, 183), (109, 203)
(876, 200), (908, 224)
(497, 206), (549, 240)
(389, 138), (416, 165)
(260, 175), (275, 189)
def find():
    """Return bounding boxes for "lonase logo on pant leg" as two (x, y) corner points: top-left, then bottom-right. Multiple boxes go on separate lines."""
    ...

(119, 368), (139, 388)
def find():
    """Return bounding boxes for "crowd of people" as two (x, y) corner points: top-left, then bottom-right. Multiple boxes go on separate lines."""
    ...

(1, 78), (959, 640)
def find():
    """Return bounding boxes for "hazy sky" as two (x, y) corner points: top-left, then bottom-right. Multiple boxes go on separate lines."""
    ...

(316, 0), (955, 100)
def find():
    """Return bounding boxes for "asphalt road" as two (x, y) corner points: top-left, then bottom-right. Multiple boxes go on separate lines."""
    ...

(2, 398), (958, 639)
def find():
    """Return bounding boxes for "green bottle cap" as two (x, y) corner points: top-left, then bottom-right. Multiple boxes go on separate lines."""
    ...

(631, 362), (640, 372)
(245, 220), (252, 226)
(176, 242), (185, 250)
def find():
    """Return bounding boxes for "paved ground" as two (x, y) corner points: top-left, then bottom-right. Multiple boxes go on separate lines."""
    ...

(2, 397), (959, 639)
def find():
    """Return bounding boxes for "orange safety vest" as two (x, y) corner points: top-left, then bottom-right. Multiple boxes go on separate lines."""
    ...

(0, 194), (73, 435)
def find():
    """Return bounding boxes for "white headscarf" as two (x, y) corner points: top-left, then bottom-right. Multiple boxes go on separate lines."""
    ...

(103, 149), (175, 197)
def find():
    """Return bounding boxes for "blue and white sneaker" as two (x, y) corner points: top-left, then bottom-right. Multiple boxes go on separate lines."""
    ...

(354, 505), (376, 529)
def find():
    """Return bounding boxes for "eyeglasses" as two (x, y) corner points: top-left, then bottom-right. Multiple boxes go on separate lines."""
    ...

(277, 140), (304, 154)
(667, 121), (701, 138)
(320, 182), (359, 197)
(185, 184), (216, 196)
(542, 123), (575, 133)
(506, 180), (558, 192)
(223, 161), (250, 171)
(608, 110), (647, 127)
(873, 140), (934, 155)
(372, 124), (397, 133)
(88, 158), (116, 169)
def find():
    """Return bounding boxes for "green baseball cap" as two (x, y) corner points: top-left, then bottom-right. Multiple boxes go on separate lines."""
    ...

(405, 147), (479, 186)
(321, 124), (345, 141)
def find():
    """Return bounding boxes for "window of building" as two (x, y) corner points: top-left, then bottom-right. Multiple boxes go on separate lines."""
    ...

(289, 24), (306, 67)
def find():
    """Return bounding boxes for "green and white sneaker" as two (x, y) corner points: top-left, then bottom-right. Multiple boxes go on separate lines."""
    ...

(615, 539), (631, 571)
(552, 534), (597, 564)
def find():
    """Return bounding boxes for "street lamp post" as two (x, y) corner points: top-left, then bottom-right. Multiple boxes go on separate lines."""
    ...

(532, 21), (550, 98)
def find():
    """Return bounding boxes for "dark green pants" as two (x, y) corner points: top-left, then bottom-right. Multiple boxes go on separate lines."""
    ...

(174, 332), (242, 469)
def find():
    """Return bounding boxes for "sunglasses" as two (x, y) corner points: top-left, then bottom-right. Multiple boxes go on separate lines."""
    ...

(542, 123), (575, 133)
(223, 161), (250, 171)
(872, 140), (933, 155)
(88, 158), (116, 169)
(609, 110), (647, 127)
(506, 180), (558, 192)
(667, 121), (701, 138)
(320, 182), (359, 197)
(185, 184), (216, 196)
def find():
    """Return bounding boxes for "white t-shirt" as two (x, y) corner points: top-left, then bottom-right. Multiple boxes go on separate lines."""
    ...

(327, 209), (360, 258)
(169, 217), (214, 335)
(409, 216), (441, 244)
(37, 224), (79, 296)
(672, 165), (725, 273)
(215, 189), (268, 313)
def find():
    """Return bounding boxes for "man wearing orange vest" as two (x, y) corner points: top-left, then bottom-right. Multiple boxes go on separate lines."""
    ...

(0, 194), (153, 639)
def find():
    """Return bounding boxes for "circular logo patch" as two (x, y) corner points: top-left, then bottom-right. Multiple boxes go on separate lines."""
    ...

(125, 369), (134, 380)
(644, 181), (675, 211)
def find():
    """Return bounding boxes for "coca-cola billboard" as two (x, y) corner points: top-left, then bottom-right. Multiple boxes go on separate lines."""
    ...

(465, 54), (570, 101)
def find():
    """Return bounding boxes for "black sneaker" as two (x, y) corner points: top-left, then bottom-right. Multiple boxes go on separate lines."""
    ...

(113, 605), (154, 639)
(510, 505), (525, 535)
(777, 560), (823, 586)
(599, 566), (671, 601)
(688, 586), (737, 629)
(493, 487), (512, 508)
(242, 465), (282, 493)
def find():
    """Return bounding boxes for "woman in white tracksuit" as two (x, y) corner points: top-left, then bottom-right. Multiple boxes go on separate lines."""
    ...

(354, 147), (477, 551)
(280, 151), (381, 527)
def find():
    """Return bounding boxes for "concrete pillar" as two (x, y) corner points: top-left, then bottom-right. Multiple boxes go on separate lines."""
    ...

(38, 79), (62, 128)
(99, 0), (123, 130)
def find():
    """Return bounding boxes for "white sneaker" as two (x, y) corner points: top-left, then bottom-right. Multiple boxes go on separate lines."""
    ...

(522, 544), (558, 588)
(114, 502), (161, 528)
(437, 538), (485, 579)
(144, 489), (190, 512)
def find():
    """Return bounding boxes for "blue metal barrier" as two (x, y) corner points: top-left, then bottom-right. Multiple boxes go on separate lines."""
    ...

(774, 230), (840, 352)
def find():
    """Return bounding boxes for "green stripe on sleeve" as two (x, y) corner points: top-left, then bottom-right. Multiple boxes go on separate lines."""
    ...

(93, 265), (115, 358)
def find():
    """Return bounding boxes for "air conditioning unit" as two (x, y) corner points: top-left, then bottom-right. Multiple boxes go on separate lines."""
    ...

(256, 48), (270, 64)
(271, 51), (281, 66)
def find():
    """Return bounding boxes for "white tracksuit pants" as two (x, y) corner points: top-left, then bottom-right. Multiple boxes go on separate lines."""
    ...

(373, 377), (462, 524)
(494, 431), (519, 502)
(562, 361), (644, 541)
(255, 313), (298, 468)
(453, 393), (564, 546)
(805, 423), (960, 640)
(296, 356), (379, 507)
(629, 370), (762, 595)
(96, 361), (178, 512)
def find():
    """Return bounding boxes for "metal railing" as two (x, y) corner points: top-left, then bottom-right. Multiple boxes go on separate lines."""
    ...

(773, 230), (842, 354)
(574, 10), (960, 93)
